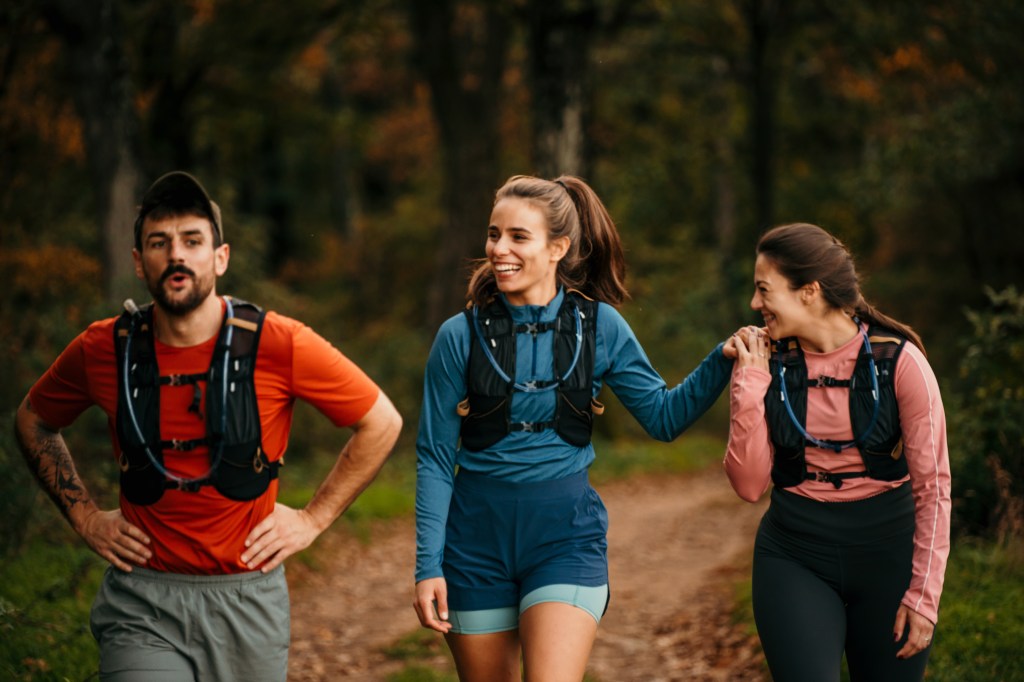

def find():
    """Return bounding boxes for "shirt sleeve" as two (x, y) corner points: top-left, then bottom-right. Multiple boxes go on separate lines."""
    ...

(414, 314), (469, 581)
(28, 329), (98, 428)
(894, 343), (951, 624)
(597, 304), (732, 441)
(264, 312), (380, 427)
(723, 365), (775, 502)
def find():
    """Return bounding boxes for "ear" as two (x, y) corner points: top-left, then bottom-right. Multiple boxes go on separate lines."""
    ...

(132, 248), (144, 280)
(801, 281), (821, 304)
(215, 242), (230, 277)
(549, 235), (571, 263)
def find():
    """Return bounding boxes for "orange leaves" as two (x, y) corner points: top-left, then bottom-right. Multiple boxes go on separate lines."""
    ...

(2, 245), (102, 304)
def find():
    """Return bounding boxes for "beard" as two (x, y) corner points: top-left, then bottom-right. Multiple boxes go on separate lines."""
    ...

(147, 264), (215, 316)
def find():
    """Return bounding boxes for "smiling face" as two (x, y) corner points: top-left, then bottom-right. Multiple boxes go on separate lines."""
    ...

(485, 197), (569, 307)
(750, 253), (814, 340)
(133, 214), (229, 316)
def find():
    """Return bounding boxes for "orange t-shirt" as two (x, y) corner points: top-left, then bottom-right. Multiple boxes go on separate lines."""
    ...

(28, 307), (380, 574)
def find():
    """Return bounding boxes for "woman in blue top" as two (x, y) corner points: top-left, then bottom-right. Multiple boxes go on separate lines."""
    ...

(413, 175), (733, 681)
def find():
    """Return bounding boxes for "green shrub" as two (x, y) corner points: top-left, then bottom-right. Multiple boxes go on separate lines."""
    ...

(948, 286), (1024, 539)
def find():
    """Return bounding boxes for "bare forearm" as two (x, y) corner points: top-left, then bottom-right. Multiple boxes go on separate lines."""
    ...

(303, 395), (402, 532)
(14, 397), (98, 530)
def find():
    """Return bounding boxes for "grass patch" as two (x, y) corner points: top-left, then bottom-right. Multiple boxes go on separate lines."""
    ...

(589, 431), (725, 484)
(0, 540), (105, 681)
(926, 538), (1024, 681)
(382, 629), (456, 682)
(386, 665), (457, 682)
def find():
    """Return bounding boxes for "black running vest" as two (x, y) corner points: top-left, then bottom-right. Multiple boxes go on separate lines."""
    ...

(459, 292), (599, 451)
(765, 326), (909, 489)
(114, 298), (280, 505)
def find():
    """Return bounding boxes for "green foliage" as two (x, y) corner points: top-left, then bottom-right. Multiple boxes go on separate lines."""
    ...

(0, 540), (104, 681)
(589, 432), (727, 484)
(382, 628), (451, 662)
(0, 416), (40, 556)
(948, 286), (1024, 538)
(925, 539), (1024, 682)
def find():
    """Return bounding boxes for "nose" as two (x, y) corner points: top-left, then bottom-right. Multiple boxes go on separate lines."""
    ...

(750, 291), (762, 311)
(491, 234), (511, 256)
(166, 237), (186, 262)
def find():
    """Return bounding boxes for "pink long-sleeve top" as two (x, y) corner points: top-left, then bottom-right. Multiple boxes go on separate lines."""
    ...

(724, 331), (951, 624)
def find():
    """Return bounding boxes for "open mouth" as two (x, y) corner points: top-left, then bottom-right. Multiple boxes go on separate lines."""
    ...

(493, 263), (521, 276)
(161, 266), (196, 289)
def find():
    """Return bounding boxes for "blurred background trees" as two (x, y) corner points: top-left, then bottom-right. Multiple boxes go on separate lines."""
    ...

(2, 0), (1022, 549)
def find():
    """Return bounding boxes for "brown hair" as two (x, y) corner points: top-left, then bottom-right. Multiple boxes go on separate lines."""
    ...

(467, 175), (629, 307)
(756, 223), (925, 353)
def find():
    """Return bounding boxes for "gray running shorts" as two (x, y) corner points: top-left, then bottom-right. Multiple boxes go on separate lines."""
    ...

(90, 565), (289, 681)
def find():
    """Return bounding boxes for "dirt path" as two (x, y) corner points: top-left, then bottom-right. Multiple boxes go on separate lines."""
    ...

(287, 468), (768, 681)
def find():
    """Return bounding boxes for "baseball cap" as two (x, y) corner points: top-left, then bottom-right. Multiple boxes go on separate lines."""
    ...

(134, 171), (223, 245)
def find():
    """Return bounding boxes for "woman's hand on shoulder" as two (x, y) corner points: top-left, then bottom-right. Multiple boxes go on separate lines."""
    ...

(726, 326), (770, 372)
(414, 577), (452, 633)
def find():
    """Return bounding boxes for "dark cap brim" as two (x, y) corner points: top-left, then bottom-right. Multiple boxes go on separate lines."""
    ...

(136, 171), (222, 240)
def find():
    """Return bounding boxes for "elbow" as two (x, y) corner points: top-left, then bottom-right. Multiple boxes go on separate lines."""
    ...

(384, 403), (403, 445)
(392, 411), (404, 440)
(724, 467), (767, 503)
(378, 391), (404, 434)
(735, 486), (764, 503)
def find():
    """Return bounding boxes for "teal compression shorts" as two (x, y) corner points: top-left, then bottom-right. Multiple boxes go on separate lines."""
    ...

(448, 583), (610, 635)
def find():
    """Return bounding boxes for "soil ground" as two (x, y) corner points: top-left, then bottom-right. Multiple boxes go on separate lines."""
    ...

(287, 467), (769, 681)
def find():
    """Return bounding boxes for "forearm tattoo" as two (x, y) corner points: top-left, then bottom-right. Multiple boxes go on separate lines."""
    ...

(15, 399), (89, 521)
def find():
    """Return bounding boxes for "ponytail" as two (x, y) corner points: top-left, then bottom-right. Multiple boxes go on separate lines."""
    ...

(556, 176), (629, 306)
(854, 295), (926, 355)
(467, 175), (629, 307)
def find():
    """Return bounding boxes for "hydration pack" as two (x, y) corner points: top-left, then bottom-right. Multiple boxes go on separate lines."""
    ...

(458, 291), (600, 451)
(114, 297), (280, 505)
(765, 326), (909, 489)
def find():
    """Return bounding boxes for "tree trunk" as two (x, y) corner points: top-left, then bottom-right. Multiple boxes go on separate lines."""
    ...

(745, 0), (781, 236)
(42, 0), (142, 302)
(526, 0), (596, 179)
(410, 0), (510, 329)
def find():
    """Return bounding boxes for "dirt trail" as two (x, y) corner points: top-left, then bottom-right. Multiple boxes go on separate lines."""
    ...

(287, 468), (768, 681)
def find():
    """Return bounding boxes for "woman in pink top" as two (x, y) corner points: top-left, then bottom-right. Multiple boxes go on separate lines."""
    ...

(724, 223), (950, 681)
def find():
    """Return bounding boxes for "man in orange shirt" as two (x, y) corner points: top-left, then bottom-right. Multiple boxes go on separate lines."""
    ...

(14, 171), (403, 680)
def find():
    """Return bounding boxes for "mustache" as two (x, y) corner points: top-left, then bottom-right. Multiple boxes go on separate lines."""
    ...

(160, 264), (196, 284)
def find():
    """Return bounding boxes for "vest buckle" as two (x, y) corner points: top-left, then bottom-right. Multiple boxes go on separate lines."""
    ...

(814, 471), (844, 489)
(176, 479), (203, 492)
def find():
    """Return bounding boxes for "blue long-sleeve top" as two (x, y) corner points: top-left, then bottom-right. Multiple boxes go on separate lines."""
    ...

(415, 289), (731, 581)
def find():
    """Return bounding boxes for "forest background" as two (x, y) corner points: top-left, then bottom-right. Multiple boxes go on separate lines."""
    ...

(1, 0), (1022, 679)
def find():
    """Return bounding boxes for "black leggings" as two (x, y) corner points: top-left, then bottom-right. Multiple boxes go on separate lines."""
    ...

(752, 484), (932, 682)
